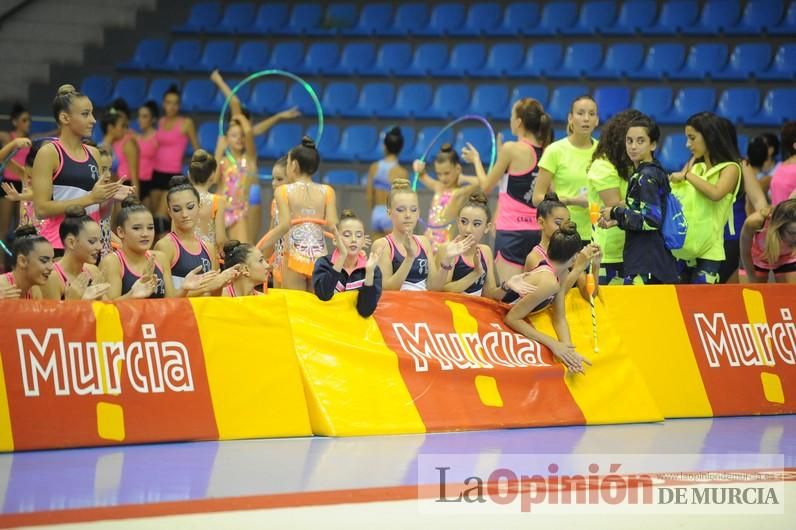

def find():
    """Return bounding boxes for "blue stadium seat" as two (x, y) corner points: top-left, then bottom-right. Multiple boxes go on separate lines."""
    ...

(249, 80), (287, 114)
(81, 76), (113, 107)
(181, 80), (217, 112)
(758, 44), (796, 80)
(118, 38), (166, 71)
(508, 43), (563, 78)
(631, 87), (674, 122)
(270, 42), (305, 72)
(425, 84), (470, 120)
(298, 42), (340, 75)
(370, 43), (412, 76)
(726, 0), (784, 34)
(310, 3), (358, 35)
(660, 88), (717, 125)
(323, 170), (359, 186)
(454, 126), (493, 161)
(476, 43), (524, 77)
(349, 3), (392, 35)
(384, 83), (433, 118)
(351, 82), (395, 118)
(260, 123), (304, 159)
(494, 2), (540, 35)
(157, 40), (201, 72)
(385, 3), (430, 36)
(635, 43), (686, 79)
(591, 43), (644, 78)
(716, 88), (761, 124)
(209, 2), (255, 34)
(510, 85), (549, 108)
(252, 3), (289, 34)
(469, 84), (510, 119)
(412, 126), (456, 160)
(737, 134), (749, 157)
(146, 78), (179, 102)
(230, 42), (269, 74)
(746, 89), (796, 126)
(603, 0), (656, 35)
(399, 43), (449, 77)
(321, 82), (358, 117)
(593, 86), (630, 122)
(284, 82), (322, 115)
(208, 78), (251, 112)
(419, 3), (466, 36)
(682, 0), (740, 34)
(647, 0), (699, 34)
(551, 43), (603, 79)
(450, 2), (503, 36)
(112, 78), (147, 109)
(174, 1), (221, 33)
(529, 0), (578, 35)
(658, 134), (689, 172)
(713, 43), (772, 80)
(672, 43), (728, 80)
(337, 125), (378, 161)
(564, 0), (617, 35)
(548, 85), (589, 122)
(278, 3), (323, 35)
(329, 42), (376, 76)
(197, 122), (219, 152)
(191, 41), (236, 72)
(438, 43), (487, 76)
(306, 123), (341, 160)
(770, 1), (796, 34)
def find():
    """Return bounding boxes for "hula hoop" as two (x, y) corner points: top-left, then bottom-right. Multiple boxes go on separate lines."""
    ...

(411, 114), (497, 192)
(0, 238), (11, 257)
(217, 70), (324, 158)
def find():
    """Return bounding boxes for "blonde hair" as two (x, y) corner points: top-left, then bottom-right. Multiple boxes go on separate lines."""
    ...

(764, 199), (796, 264)
(386, 178), (415, 208)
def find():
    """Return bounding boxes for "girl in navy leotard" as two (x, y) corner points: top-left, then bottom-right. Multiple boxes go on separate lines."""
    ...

(504, 221), (599, 375)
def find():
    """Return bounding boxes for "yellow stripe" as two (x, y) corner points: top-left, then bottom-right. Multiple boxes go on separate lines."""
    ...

(0, 354), (13, 452)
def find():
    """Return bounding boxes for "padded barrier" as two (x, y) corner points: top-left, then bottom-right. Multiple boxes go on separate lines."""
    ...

(0, 285), (793, 450)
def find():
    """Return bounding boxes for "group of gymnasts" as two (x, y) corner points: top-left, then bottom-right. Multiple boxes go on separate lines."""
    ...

(0, 79), (795, 374)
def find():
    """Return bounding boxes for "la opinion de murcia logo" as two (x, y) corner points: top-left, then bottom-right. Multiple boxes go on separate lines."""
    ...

(17, 324), (195, 397)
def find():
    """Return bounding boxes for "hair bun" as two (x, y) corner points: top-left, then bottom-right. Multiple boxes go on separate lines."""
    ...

(191, 149), (210, 163)
(56, 84), (77, 96)
(543, 192), (561, 202)
(340, 209), (358, 220)
(223, 240), (242, 255)
(64, 206), (88, 218)
(391, 178), (411, 192)
(468, 191), (488, 205)
(14, 224), (39, 238)
(300, 136), (317, 150)
(558, 220), (578, 236)
(168, 175), (191, 189)
(387, 126), (402, 137)
(440, 143), (454, 153)
(121, 196), (142, 209)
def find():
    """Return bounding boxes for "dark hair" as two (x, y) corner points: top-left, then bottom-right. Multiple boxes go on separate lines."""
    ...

(626, 115), (661, 144)
(547, 221), (582, 263)
(384, 127), (404, 155)
(223, 240), (253, 270)
(100, 107), (124, 135)
(338, 209), (362, 225)
(164, 84), (181, 100)
(514, 98), (552, 148)
(52, 84), (87, 125)
(460, 191), (491, 221)
(685, 112), (740, 165)
(10, 103), (28, 122)
(274, 155), (288, 169)
(591, 109), (642, 181)
(537, 192), (567, 219)
(167, 175), (200, 204)
(781, 121), (796, 160)
(115, 197), (151, 227)
(288, 136), (320, 175)
(567, 95), (597, 135)
(747, 135), (772, 168)
(762, 132), (780, 159)
(140, 100), (160, 121)
(110, 98), (131, 118)
(25, 138), (52, 167)
(12, 224), (49, 261)
(188, 149), (217, 185)
(435, 143), (460, 165)
(59, 206), (97, 243)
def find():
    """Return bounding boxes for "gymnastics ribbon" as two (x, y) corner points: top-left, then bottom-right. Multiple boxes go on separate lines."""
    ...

(587, 203), (600, 353)
(411, 114), (497, 192)
(217, 69), (324, 171)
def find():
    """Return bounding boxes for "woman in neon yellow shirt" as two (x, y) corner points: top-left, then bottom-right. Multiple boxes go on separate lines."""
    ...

(533, 95), (599, 243)
(587, 109), (642, 284)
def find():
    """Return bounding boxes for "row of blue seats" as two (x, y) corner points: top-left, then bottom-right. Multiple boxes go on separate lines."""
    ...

(82, 75), (795, 127)
(119, 39), (796, 82)
(193, 121), (745, 177)
(175, 0), (795, 37)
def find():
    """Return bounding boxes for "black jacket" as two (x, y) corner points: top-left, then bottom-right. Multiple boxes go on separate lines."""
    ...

(312, 255), (383, 317)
